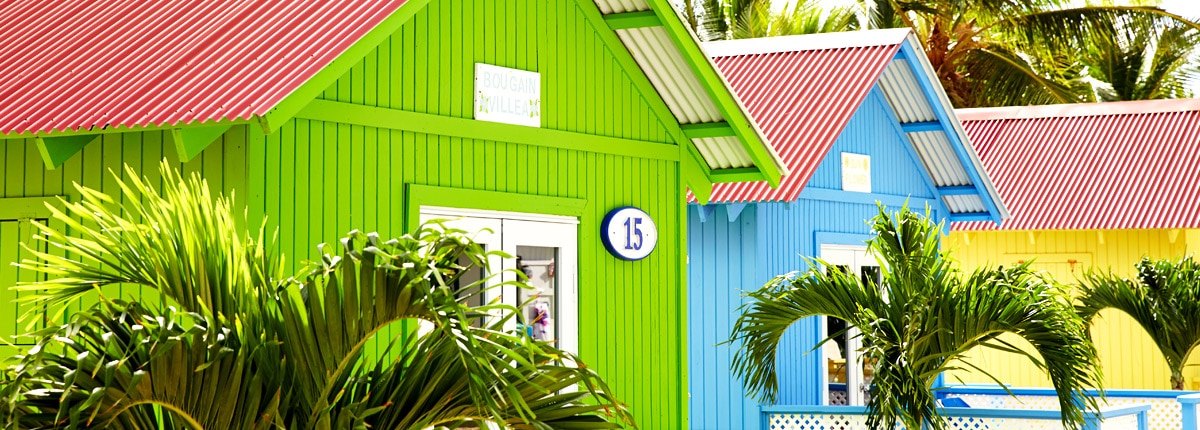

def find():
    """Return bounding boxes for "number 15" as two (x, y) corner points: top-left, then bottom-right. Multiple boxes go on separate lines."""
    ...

(623, 217), (643, 250)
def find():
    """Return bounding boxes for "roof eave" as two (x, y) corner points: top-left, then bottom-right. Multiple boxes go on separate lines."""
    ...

(897, 34), (1010, 225)
(256, 0), (431, 134)
(642, 0), (788, 185)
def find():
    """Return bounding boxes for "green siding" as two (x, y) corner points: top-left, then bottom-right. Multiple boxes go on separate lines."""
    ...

(259, 0), (689, 426)
(317, 0), (676, 144)
(252, 124), (686, 428)
(1, 0), (693, 426)
(0, 130), (249, 356)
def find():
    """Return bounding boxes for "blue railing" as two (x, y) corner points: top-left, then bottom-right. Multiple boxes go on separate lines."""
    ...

(1179, 393), (1200, 430)
(937, 385), (1197, 430)
(938, 385), (1198, 399)
(762, 403), (1151, 430)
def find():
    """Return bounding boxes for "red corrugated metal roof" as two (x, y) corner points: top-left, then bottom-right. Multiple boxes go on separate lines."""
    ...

(0, 0), (406, 135)
(953, 99), (1200, 231)
(700, 32), (905, 203)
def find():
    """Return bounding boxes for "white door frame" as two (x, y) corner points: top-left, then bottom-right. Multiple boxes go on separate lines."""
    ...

(419, 206), (579, 354)
(819, 244), (876, 406)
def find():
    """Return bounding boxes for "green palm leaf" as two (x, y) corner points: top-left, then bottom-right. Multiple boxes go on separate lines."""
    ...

(729, 205), (1102, 430)
(1, 162), (633, 429)
(1078, 257), (1200, 390)
(2, 300), (282, 429)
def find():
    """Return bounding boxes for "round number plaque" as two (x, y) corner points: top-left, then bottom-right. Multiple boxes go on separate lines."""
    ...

(601, 206), (657, 261)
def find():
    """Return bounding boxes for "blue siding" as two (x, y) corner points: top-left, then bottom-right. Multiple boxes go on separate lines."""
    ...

(688, 204), (760, 430)
(806, 88), (935, 199)
(687, 88), (951, 428)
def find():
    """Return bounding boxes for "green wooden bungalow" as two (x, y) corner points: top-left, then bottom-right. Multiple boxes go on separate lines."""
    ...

(0, 0), (785, 426)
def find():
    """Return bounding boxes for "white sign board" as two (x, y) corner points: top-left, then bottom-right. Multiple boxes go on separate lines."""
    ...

(601, 207), (657, 261)
(474, 63), (540, 127)
(841, 152), (871, 193)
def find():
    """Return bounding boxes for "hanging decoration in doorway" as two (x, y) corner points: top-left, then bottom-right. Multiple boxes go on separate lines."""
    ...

(601, 206), (657, 261)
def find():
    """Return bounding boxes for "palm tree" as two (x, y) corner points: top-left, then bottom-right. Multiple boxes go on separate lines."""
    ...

(1077, 17), (1200, 101)
(0, 162), (632, 429)
(678, 0), (856, 40)
(728, 206), (1103, 430)
(678, 0), (766, 41)
(864, 0), (1200, 107)
(675, 0), (1200, 107)
(731, 0), (858, 39)
(1077, 257), (1200, 391)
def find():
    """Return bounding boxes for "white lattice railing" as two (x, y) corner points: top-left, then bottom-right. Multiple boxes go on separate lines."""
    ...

(942, 386), (1196, 430)
(761, 404), (1150, 430)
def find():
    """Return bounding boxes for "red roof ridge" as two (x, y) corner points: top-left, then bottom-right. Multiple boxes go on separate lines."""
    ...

(958, 98), (1200, 122)
(703, 28), (911, 58)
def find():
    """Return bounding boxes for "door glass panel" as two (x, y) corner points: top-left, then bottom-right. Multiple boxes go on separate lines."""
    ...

(418, 214), (502, 333)
(516, 246), (558, 343)
(861, 266), (881, 289)
(452, 253), (487, 309)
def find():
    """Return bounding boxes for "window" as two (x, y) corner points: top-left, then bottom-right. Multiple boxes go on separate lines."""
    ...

(420, 208), (578, 353)
(820, 244), (879, 406)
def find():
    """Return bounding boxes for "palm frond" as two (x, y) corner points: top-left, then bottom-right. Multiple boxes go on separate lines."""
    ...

(732, 0), (856, 38)
(729, 205), (1102, 430)
(960, 46), (1088, 106)
(1006, 6), (1200, 52)
(2, 162), (635, 429)
(2, 299), (283, 429)
(13, 160), (277, 323)
(1078, 257), (1200, 389)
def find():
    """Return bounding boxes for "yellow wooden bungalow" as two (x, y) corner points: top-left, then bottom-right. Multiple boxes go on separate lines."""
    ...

(946, 99), (1200, 390)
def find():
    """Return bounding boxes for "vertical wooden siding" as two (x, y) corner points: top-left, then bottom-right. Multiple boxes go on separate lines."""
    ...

(805, 89), (937, 200)
(687, 92), (946, 427)
(687, 205), (760, 430)
(252, 0), (687, 426)
(945, 229), (1193, 389)
(0, 129), (248, 358)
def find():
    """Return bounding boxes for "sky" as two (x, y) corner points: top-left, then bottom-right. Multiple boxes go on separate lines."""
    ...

(1158, 0), (1200, 18)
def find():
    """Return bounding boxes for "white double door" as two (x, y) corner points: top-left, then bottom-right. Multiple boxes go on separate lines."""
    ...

(820, 244), (881, 406)
(420, 208), (578, 354)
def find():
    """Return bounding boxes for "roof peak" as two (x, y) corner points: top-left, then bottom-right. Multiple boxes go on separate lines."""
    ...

(702, 28), (911, 58)
(958, 98), (1200, 121)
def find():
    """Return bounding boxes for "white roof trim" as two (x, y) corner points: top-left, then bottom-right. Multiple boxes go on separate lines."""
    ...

(957, 98), (1200, 121)
(702, 28), (911, 57)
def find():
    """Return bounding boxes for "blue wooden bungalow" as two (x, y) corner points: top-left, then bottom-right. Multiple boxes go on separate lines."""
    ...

(686, 29), (1009, 429)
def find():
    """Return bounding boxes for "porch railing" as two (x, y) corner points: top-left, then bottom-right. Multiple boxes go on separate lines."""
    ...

(1179, 393), (1200, 430)
(762, 403), (1150, 430)
(940, 386), (1196, 430)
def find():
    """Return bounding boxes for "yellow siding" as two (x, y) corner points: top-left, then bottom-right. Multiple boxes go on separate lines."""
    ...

(944, 229), (1198, 390)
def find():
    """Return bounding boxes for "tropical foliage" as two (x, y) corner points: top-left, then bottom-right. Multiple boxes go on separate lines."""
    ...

(730, 0), (858, 39)
(676, 0), (1200, 107)
(676, 0), (858, 41)
(727, 206), (1103, 430)
(1076, 15), (1200, 101)
(1078, 256), (1200, 390)
(0, 162), (632, 429)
